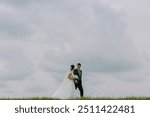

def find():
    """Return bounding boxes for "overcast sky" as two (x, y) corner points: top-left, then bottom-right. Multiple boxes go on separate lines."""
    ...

(0, 0), (150, 98)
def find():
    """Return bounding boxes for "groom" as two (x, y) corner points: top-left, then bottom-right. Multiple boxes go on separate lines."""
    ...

(73, 63), (84, 97)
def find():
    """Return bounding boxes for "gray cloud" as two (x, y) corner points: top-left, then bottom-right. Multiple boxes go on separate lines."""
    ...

(0, 0), (34, 6)
(0, 0), (149, 97)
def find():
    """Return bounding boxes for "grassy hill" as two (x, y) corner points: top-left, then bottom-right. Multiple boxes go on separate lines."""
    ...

(0, 97), (150, 100)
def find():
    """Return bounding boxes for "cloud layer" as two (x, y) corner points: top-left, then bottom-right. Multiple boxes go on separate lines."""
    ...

(0, 0), (149, 97)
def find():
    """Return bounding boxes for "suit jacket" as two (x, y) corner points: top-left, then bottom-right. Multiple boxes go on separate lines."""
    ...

(73, 69), (82, 82)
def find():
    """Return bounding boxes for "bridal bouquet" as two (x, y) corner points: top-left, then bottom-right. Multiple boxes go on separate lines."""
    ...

(73, 75), (79, 79)
(73, 75), (79, 84)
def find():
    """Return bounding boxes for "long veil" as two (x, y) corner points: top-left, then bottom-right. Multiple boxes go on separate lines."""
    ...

(51, 69), (77, 99)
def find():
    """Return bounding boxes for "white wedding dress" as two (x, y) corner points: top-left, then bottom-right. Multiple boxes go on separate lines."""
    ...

(51, 71), (78, 99)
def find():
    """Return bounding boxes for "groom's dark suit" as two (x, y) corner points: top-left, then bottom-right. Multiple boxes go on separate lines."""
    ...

(73, 68), (84, 97)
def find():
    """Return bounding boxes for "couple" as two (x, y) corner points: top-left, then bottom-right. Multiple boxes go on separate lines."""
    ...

(51, 63), (84, 99)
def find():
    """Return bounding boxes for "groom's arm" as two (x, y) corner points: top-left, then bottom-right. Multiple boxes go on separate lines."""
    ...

(73, 69), (77, 75)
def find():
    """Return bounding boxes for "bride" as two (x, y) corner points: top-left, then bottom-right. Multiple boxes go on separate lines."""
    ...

(51, 65), (78, 99)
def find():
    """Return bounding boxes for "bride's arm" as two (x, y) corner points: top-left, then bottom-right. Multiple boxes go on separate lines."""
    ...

(67, 73), (74, 80)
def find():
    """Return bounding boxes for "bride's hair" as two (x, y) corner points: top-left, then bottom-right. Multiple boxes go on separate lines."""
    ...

(70, 65), (75, 71)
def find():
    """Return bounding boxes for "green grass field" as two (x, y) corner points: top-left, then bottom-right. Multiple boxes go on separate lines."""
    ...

(0, 97), (150, 100)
